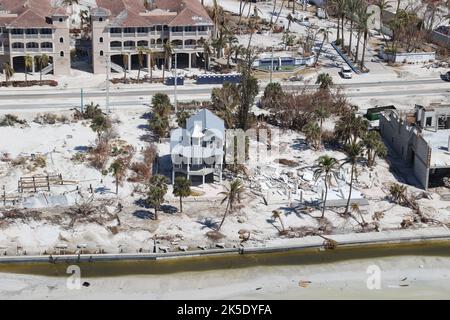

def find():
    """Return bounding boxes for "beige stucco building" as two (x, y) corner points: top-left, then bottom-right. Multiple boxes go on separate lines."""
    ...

(91, 0), (214, 75)
(0, 0), (71, 76)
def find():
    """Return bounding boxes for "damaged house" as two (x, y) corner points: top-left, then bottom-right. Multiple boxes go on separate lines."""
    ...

(380, 104), (450, 189)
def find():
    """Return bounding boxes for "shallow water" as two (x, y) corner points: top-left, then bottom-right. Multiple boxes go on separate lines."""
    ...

(0, 240), (449, 278)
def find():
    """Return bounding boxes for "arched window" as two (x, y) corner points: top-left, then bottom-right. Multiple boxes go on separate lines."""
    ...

(99, 37), (103, 43)
(100, 50), (104, 56)
(99, 17), (103, 22)
(60, 37), (64, 43)
(60, 51), (64, 57)
(59, 18), (63, 22)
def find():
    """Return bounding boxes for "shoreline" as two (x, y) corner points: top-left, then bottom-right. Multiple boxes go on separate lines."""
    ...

(0, 226), (449, 269)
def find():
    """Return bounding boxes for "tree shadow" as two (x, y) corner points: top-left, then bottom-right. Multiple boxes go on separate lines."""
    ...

(95, 187), (113, 195)
(74, 146), (89, 152)
(134, 198), (150, 208)
(290, 138), (309, 151)
(161, 204), (178, 214)
(197, 217), (219, 230)
(133, 210), (154, 220)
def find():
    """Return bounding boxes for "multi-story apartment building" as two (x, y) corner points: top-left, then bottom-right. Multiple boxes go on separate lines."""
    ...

(0, 0), (71, 76)
(91, 0), (214, 74)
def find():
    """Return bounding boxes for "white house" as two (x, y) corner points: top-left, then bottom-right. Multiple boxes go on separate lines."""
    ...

(170, 109), (225, 186)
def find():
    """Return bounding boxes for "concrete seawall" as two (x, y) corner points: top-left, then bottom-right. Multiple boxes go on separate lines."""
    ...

(0, 227), (449, 265)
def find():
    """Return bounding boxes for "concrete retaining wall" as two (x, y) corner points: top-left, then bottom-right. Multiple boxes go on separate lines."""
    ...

(380, 47), (436, 63)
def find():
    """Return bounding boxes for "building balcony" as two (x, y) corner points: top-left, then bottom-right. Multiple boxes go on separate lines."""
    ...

(25, 34), (39, 39)
(137, 32), (148, 37)
(11, 34), (25, 39)
(41, 47), (53, 52)
(171, 31), (184, 36)
(110, 33), (122, 38)
(40, 34), (53, 39)
(184, 31), (197, 36)
(123, 33), (136, 37)
(123, 46), (135, 51)
(11, 47), (25, 52)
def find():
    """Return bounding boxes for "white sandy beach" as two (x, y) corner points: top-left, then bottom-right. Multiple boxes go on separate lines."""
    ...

(0, 254), (449, 299)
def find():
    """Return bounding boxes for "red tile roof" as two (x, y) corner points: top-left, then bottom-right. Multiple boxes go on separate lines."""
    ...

(0, 0), (67, 28)
(94, 0), (213, 27)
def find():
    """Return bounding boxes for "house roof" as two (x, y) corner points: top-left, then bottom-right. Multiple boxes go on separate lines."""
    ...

(0, 0), (66, 28)
(186, 109), (225, 134)
(93, 0), (213, 27)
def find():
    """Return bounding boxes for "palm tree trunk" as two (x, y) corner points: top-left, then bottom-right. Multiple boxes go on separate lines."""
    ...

(217, 201), (230, 231)
(115, 179), (119, 195)
(336, 17), (340, 42)
(344, 164), (355, 215)
(154, 207), (158, 220)
(341, 15), (345, 46)
(349, 20), (354, 57)
(279, 216), (285, 232)
(162, 58), (166, 82)
(179, 196), (183, 213)
(360, 31), (368, 69)
(355, 31), (361, 64)
(322, 175), (328, 218)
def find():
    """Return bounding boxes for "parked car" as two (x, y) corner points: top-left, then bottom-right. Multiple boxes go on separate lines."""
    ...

(341, 66), (353, 79)
(443, 71), (450, 81)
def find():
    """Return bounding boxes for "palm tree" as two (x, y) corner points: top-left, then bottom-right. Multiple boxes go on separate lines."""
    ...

(341, 141), (364, 215)
(173, 176), (191, 213)
(346, 0), (359, 56)
(314, 155), (340, 218)
(109, 158), (126, 195)
(357, 6), (374, 70)
(36, 54), (49, 86)
(163, 41), (173, 82)
(224, 31), (238, 68)
(122, 54), (129, 83)
(274, 0), (286, 26)
(200, 38), (212, 73)
(331, 0), (347, 44)
(316, 73), (334, 90)
(149, 113), (169, 138)
(314, 27), (332, 67)
(335, 112), (369, 144)
(315, 104), (330, 147)
(303, 122), (321, 149)
(24, 55), (33, 86)
(136, 47), (146, 83)
(362, 131), (387, 167)
(2, 63), (14, 87)
(90, 114), (111, 140)
(388, 182), (408, 205)
(217, 179), (245, 231)
(147, 175), (168, 220)
(271, 210), (286, 233)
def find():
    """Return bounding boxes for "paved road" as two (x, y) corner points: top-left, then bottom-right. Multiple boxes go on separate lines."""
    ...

(0, 78), (448, 110)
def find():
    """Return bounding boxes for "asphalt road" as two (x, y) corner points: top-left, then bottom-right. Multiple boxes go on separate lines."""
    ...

(0, 78), (448, 110)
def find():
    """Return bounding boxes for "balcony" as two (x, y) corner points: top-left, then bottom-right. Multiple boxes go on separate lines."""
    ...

(184, 31), (197, 36)
(171, 32), (184, 37)
(123, 33), (135, 37)
(26, 47), (40, 52)
(11, 34), (25, 39)
(41, 47), (53, 52)
(110, 33), (122, 38)
(40, 34), (53, 39)
(25, 34), (39, 39)
(198, 31), (209, 36)
(11, 47), (25, 52)
(123, 46), (135, 51)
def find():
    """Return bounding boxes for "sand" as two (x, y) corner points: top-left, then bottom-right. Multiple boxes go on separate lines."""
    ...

(0, 254), (449, 299)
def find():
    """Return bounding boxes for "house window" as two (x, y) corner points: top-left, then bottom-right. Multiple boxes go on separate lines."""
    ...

(100, 50), (104, 56)
(426, 117), (432, 127)
(60, 37), (64, 43)
(60, 51), (64, 57)
(99, 17), (103, 22)
(59, 18), (63, 22)
(99, 37), (103, 43)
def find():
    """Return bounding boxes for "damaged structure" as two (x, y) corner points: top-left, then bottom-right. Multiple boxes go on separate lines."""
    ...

(170, 109), (224, 186)
(380, 104), (450, 189)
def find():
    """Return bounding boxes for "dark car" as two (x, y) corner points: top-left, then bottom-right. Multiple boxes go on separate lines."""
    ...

(444, 71), (450, 81)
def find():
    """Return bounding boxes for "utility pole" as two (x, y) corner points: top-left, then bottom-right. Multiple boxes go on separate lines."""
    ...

(80, 88), (84, 112)
(173, 52), (178, 113)
(270, 46), (274, 83)
(106, 53), (110, 113)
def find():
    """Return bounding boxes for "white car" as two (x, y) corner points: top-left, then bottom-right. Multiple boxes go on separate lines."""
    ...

(341, 66), (353, 79)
